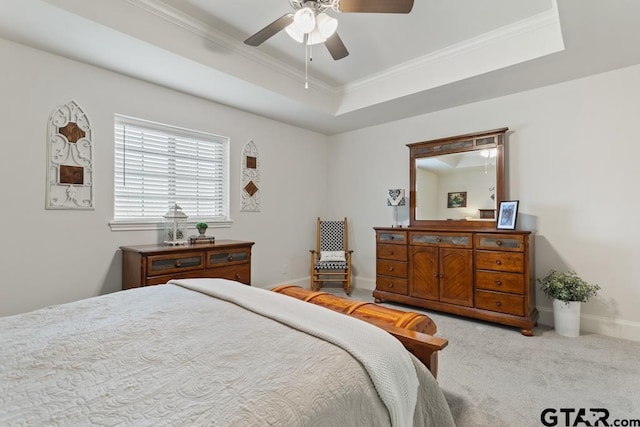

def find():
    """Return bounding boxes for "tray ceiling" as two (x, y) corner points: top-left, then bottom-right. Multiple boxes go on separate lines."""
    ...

(2, 0), (640, 134)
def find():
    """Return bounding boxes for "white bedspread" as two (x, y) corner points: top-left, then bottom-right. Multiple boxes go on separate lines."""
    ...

(171, 278), (418, 427)
(0, 279), (455, 426)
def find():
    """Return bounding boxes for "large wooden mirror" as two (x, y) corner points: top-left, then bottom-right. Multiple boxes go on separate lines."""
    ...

(408, 128), (507, 228)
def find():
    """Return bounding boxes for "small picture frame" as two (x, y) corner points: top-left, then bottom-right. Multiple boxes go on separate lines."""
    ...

(447, 191), (467, 208)
(497, 200), (519, 230)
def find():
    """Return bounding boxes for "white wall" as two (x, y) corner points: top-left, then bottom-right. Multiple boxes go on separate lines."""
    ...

(328, 64), (640, 341)
(3, 36), (640, 342)
(0, 38), (328, 316)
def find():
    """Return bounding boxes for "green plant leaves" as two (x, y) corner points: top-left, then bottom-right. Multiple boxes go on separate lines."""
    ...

(537, 269), (600, 303)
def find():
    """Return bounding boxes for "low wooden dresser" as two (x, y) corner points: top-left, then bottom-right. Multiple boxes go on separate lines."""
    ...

(374, 227), (537, 336)
(121, 240), (254, 289)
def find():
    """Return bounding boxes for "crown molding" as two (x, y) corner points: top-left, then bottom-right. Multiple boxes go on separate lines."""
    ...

(340, 5), (563, 96)
(125, 0), (338, 95)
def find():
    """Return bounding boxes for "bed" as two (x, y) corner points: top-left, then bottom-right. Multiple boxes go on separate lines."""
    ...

(0, 278), (454, 426)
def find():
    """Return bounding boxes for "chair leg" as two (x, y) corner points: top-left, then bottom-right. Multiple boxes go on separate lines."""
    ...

(345, 270), (351, 295)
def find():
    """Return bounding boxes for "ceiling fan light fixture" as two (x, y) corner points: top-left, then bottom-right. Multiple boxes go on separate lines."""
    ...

(293, 7), (316, 33)
(285, 22), (305, 43)
(316, 12), (338, 38)
(306, 26), (327, 45)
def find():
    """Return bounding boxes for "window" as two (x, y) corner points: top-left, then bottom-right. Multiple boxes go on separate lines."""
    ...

(111, 115), (230, 230)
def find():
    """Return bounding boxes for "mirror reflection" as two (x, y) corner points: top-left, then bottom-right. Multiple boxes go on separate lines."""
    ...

(415, 149), (497, 221)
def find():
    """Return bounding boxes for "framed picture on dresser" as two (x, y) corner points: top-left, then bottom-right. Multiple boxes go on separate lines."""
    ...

(497, 200), (519, 230)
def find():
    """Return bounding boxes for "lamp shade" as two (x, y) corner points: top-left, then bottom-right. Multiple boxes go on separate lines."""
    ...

(285, 22), (305, 43)
(316, 13), (338, 38)
(306, 27), (327, 45)
(293, 7), (316, 33)
(387, 189), (406, 206)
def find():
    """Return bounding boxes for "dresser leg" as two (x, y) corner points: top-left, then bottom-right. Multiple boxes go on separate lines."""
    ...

(520, 328), (534, 337)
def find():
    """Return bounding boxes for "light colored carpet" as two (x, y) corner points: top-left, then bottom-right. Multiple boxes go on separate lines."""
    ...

(331, 287), (640, 427)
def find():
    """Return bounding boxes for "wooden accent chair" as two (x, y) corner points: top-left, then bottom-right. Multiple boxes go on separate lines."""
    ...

(310, 217), (353, 294)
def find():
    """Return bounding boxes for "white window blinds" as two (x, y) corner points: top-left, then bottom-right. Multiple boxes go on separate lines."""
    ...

(113, 115), (229, 224)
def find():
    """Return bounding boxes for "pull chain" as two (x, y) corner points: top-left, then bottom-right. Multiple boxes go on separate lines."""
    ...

(304, 34), (309, 89)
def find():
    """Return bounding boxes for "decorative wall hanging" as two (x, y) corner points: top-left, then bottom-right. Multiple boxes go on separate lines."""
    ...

(241, 140), (260, 212)
(46, 100), (94, 209)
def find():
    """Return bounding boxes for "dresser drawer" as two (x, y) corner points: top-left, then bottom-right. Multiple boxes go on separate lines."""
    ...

(410, 232), (472, 249)
(475, 290), (524, 316)
(475, 234), (525, 252)
(475, 251), (524, 273)
(207, 248), (250, 267)
(376, 276), (408, 295)
(377, 244), (408, 261)
(376, 259), (408, 278)
(214, 264), (251, 284)
(147, 252), (204, 276)
(476, 271), (524, 294)
(145, 264), (251, 286)
(377, 230), (407, 244)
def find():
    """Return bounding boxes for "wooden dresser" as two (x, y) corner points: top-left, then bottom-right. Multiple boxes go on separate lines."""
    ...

(121, 240), (254, 289)
(374, 227), (537, 335)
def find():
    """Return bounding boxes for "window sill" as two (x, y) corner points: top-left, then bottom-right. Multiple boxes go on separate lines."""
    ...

(109, 219), (233, 232)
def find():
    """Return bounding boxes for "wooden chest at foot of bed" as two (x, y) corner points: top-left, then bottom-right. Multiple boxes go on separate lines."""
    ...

(271, 285), (447, 378)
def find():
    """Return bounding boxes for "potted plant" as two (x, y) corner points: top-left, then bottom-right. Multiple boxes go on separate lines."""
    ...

(195, 222), (208, 236)
(538, 269), (600, 337)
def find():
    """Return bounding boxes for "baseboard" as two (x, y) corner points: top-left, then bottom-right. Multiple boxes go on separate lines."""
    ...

(537, 306), (640, 342)
(354, 277), (376, 291)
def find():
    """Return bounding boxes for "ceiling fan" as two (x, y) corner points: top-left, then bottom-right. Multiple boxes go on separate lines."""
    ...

(244, 0), (415, 61)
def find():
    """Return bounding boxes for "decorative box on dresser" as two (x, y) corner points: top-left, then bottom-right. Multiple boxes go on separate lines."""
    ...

(121, 240), (254, 289)
(374, 227), (537, 336)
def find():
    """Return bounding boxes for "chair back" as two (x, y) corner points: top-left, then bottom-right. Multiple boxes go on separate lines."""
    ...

(317, 218), (348, 252)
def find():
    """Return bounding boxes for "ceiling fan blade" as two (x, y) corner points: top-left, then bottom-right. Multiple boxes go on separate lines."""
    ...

(338, 0), (414, 13)
(244, 14), (294, 46)
(325, 33), (349, 60)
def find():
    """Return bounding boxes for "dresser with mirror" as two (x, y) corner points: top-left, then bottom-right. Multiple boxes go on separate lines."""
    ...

(374, 128), (537, 336)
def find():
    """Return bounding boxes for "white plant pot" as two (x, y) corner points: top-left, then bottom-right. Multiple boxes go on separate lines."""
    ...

(553, 299), (581, 337)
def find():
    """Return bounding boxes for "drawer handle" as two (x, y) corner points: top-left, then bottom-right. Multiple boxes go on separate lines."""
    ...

(495, 301), (502, 307)
(175, 260), (182, 268)
(389, 235), (395, 240)
(496, 259), (502, 265)
(388, 267), (394, 272)
(436, 237), (442, 243)
(495, 280), (502, 286)
(228, 255), (234, 261)
(389, 251), (394, 255)
(235, 273), (241, 280)
(388, 283), (394, 289)
(496, 240), (503, 246)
